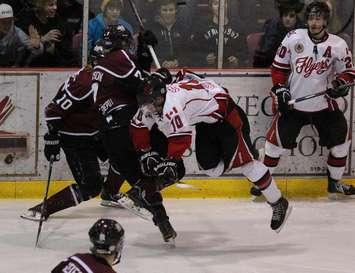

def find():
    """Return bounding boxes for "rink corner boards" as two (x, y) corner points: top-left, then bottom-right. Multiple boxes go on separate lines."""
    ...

(1, 177), (355, 199)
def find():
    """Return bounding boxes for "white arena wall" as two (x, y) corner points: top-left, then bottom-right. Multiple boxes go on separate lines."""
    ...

(0, 70), (354, 181)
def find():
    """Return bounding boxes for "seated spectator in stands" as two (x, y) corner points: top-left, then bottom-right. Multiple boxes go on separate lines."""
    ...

(147, 0), (191, 68)
(0, 3), (43, 67)
(16, 0), (77, 67)
(88, 0), (133, 53)
(253, 1), (304, 67)
(57, 0), (94, 37)
(191, 0), (248, 68)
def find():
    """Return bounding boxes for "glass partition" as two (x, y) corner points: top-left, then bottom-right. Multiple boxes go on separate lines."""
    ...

(0, 0), (353, 68)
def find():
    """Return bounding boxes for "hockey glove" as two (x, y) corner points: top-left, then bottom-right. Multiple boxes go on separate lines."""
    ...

(139, 151), (163, 176)
(326, 79), (350, 99)
(271, 84), (291, 113)
(138, 30), (158, 47)
(153, 68), (173, 84)
(44, 132), (60, 162)
(154, 160), (179, 185)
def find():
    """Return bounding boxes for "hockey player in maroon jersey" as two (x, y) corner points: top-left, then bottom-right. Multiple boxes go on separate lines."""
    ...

(131, 69), (292, 232)
(91, 24), (177, 243)
(21, 42), (125, 221)
(250, 1), (355, 200)
(51, 218), (124, 273)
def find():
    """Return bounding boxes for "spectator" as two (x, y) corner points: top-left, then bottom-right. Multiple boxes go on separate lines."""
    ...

(253, 1), (304, 67)
(57, 0), (94, 37)
(191, 0), (248, 68)
(0, 3), (43, 67)
(16, 0), (77, 66)
(147, 0), (191, 68)
(88, 0), (133, 53)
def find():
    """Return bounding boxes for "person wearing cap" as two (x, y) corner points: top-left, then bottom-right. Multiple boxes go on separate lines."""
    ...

(0, 3), (43, 66)
(88, 0), (133, 53)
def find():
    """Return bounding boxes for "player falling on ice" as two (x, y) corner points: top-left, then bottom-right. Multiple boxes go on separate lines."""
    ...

(130, 69), (293, 233)
(250, 1), (355, 200)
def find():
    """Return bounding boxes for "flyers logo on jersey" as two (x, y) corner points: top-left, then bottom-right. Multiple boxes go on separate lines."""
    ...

(295, 56), (331, 78)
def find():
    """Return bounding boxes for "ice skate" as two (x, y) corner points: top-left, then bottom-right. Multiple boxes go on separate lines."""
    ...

(116, 192), (153, 221)
(100, 191), (124, 208)
(157, 220), (177, 248)
(328, 180), (355, 200)
(20, 207), (48, 222)
(270, 197), (292, 233)
(250, 186), (266, 202)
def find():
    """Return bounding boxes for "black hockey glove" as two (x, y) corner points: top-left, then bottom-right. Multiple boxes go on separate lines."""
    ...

(139, 151), (163, 176)
(138, 30), (158, 47)
(44, 132), (60, 162)
(154, 159), (179, 185)
(326, 79), (350, 99)
(153, 68), (173, 84)
(271, 84), (291, 113)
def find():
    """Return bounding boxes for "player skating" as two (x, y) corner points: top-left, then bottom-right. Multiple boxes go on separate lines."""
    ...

(130, 69), (292, 233)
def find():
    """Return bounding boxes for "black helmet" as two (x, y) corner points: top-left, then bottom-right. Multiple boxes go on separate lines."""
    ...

(304, 1), (330, 25)
(137, 74), (167, 114)
(89, 218), (124, 265)
(102, 24), (133, 51)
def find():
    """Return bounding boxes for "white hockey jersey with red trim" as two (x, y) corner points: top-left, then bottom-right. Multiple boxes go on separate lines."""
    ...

(272, 28), (355, 112)
(131, 78), (229, 158)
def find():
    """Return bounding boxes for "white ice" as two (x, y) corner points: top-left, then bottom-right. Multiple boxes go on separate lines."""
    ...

(1, 199), (355, 273)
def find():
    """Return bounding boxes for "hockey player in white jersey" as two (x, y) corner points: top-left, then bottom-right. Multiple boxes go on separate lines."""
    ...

(130, 69), (292, 233)
(251, 1), (355, 200)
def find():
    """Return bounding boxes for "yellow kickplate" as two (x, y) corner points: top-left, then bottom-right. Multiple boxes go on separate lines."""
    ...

(1, 177), (355, 199)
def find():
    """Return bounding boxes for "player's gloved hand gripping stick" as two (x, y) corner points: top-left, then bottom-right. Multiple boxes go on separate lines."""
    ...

(288, 82), (355, 105)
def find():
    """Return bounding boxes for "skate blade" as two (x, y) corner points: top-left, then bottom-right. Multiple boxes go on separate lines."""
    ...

(117, 195), (153, 221)
(251, 195), (266, 203)
(20, 214), (44, 222)
(100, 200), (124, 208)
(274, 205), (293, 234)
(328, 193), (355, 200)
(164, 238), (176, 248)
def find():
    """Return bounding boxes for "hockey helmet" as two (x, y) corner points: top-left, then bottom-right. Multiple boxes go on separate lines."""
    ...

(102, 24), (133, 52)
(304, 1), (330, 25)
(89, 218), (125, 265)
(137, 73), (168, 114)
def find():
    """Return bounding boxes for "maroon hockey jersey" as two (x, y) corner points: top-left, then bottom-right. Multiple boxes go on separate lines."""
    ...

(51, 253), (116, 273)
(92, 49), (144, 117)
(45, 66), (102, 135)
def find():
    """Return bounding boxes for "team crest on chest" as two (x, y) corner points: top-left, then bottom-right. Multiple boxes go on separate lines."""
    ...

(294, 43), (304, 54)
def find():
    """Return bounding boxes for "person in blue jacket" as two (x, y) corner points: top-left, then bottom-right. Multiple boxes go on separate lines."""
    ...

(88, 0), (133, 53)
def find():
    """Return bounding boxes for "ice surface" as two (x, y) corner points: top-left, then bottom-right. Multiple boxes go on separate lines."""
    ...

(1, 199), (355, 273)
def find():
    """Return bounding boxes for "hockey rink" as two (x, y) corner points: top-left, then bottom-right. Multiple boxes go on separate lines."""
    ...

(1, 198), (355, 273)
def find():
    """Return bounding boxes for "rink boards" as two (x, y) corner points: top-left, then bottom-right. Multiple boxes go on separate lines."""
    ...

(0, 70), (354, 198)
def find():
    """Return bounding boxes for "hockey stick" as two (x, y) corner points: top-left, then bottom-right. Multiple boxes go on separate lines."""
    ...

(35, 156), (54, 248)
(288, 82), (355, 105)
(126, 0), (161, 68)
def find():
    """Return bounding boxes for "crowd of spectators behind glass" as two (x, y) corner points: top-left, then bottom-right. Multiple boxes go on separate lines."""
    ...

(0, 0), (353, 68)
